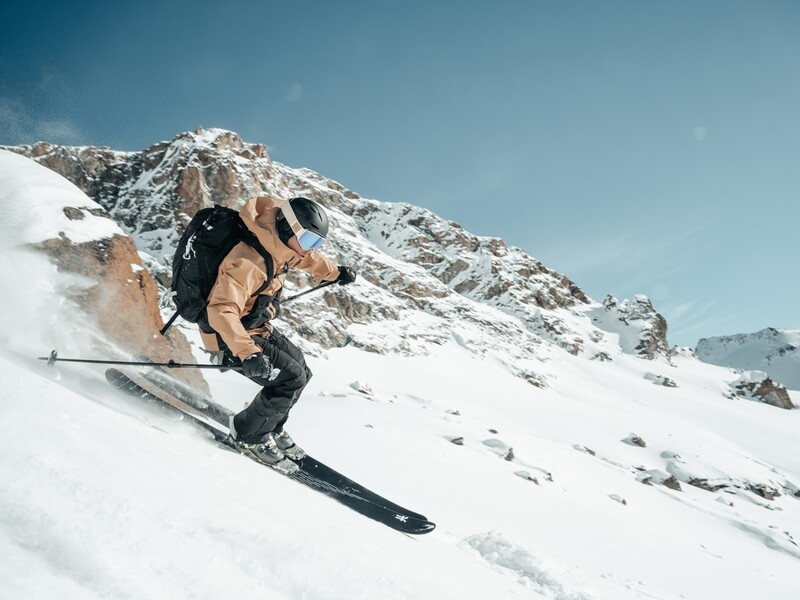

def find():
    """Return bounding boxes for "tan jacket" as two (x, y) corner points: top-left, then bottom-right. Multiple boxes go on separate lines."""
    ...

(200, 196), (339, 360)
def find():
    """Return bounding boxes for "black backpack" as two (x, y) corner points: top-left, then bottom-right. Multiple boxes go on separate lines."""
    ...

(160, 205), (274, 335)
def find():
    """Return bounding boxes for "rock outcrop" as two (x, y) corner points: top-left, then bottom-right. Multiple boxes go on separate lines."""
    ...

(35, 229), (205, 391)
(590, 294), (670, 360)
(729, 371), (794, 410)
(0, 150), (204, 391)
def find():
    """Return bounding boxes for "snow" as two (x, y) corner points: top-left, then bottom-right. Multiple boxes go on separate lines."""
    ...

(2, 139), (800, 600)
(0, 352), (557, 600)
(4, 334), (800, 599)
(0, 150), (123, 245)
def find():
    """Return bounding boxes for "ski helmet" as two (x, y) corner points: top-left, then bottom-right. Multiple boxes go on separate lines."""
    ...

(276, 197), (330, 249)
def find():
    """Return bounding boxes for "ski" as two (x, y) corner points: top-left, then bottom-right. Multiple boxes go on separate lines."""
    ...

(105, 367), (435, 535)
(131, 358), (431, 521)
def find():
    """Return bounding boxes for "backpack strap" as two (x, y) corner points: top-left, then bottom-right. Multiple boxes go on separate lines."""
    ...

(240, 229), (275, 297)
(159, 309), (181, 336)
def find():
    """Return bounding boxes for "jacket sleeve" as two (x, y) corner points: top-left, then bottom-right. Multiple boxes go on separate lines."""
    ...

(206, 255), (265, 361)
(295, 251), (340, 281)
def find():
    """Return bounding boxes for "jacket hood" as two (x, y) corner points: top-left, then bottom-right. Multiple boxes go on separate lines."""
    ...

(238, 196), (296, 263)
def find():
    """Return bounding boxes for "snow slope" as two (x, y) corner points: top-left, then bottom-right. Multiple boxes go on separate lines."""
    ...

(3, 331), (800, 599)
(2, 144), (800, 600)
(0, 354), (534, 600)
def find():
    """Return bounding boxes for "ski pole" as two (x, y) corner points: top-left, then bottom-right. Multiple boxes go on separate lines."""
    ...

(39, 350), (242, 371)
(282, 279), (338, 304)
(160, 278), (339, 337)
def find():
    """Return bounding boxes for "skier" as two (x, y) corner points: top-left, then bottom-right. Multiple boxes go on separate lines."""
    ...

(198, 196), (356, 472)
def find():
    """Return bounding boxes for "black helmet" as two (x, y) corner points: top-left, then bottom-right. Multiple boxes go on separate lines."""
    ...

(276, 197), (330, 248)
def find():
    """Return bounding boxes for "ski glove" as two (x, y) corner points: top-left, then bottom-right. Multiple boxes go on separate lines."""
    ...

(336, 265), (357, 286)
(242, 352), (272, 379)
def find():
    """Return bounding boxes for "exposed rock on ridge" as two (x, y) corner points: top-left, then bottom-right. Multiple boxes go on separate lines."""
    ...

(729, 371), (795, 410)
(590, 294), (670, 360)
(352, 201), (589, 352)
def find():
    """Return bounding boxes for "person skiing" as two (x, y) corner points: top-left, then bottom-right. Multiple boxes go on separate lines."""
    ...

(198, 196), (356, 473)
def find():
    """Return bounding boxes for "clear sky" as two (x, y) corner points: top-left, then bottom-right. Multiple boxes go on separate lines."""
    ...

(1, 0), (798, 347)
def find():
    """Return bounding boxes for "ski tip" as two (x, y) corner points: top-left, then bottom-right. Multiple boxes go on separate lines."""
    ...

(394, 516), (436, 535)
(413, 521), (436, 535)
(105, 367), (121, 381)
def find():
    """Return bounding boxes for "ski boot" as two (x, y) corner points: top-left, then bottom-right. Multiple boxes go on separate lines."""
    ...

(273, 429), (306, 460)
(230, 420), (298, 475)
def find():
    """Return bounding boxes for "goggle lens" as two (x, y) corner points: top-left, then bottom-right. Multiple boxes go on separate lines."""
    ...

(297, 230), (325, 250)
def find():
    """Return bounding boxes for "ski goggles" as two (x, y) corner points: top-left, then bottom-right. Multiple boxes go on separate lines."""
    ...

(281, 201), (326, 250)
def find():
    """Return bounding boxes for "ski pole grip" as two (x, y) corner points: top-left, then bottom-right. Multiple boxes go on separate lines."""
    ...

(47, 350), (57, 367)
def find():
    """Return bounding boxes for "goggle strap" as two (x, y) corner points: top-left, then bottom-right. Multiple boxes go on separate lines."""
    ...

(281, 200), (326, 250)
(280, 200), (304, 236)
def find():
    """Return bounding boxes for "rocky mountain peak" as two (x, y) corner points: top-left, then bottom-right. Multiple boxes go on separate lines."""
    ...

(3, 130), (674, 385)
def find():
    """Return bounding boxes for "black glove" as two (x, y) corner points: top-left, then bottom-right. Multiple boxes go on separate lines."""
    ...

(242, 352), (272, 379)
(336, 265), (357, 286)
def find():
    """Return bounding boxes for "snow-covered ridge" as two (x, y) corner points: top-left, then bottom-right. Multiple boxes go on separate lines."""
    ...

(697, 328), (800, 390)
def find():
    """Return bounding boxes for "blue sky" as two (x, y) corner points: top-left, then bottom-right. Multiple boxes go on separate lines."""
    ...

(1, 0), (798, 346)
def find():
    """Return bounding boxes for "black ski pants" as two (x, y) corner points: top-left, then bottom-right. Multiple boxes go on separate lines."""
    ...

(230, 329), (312, 444)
